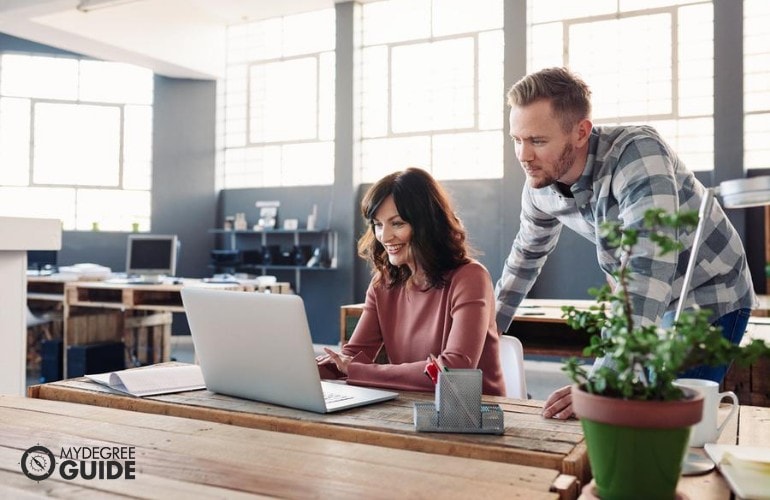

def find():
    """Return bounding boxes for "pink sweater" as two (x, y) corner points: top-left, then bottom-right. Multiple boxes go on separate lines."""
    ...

(341, 260), (505, 396)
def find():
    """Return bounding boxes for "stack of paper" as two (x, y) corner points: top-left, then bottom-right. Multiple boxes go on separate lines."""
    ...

(705, 444), (770, 499)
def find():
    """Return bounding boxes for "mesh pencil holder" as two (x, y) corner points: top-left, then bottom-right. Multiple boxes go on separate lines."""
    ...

(413, 369), (504, 434)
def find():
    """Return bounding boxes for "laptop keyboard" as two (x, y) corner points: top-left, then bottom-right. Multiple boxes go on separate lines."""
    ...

(324, 391), (355, 404)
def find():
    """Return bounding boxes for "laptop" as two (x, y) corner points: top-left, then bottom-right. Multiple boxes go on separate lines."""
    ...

(180, 288), (398, 413)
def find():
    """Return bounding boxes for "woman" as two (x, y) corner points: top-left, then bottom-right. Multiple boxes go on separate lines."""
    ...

(318, 168), (505, 395)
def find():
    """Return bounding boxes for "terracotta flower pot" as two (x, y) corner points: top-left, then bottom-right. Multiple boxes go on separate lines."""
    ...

(571, 384), (704, 500)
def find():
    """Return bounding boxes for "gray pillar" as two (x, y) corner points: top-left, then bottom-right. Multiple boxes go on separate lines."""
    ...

(500, 0), (528, 268)
(713, 0), (745, 237)
(333, 1), (358, 315)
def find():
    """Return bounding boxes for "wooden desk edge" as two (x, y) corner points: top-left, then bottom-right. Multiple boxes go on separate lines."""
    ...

(28, 382), (587, 491)
(1, 395), (569, 499)
(552, 474), (580, 500)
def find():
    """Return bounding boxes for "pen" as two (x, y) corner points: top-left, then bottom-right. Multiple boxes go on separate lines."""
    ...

(429, 353), (448, 372)
(424, 360), (439, 384)
(424, 353), (448, 385)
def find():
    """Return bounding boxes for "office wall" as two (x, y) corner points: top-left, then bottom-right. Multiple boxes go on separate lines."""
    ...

(1, 34), (216, 342)
(0, 35), (217, 282)
(218, 186), (351, 345)
(58, 77), (216, 281)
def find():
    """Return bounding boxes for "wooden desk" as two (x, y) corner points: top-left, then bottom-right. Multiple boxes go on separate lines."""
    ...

(27, 278), (249, 378)
(579, 404), (770, 499)
(0, 395), (567, 499)
(65, 281), (250, 375)
(511, 300), (595, 358)
(339, 299), (595, 358)
(27, 275), (71, 303)
(28, 366), (587, 497)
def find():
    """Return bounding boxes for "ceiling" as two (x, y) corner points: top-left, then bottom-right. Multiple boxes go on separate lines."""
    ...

(0, 0), (337, 79)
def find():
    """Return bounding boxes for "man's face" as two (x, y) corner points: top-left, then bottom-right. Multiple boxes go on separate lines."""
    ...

(509, 99), (581, 189)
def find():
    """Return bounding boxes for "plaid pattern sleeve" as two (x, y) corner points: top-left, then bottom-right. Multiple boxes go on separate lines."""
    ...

(494, 188), (563, 333)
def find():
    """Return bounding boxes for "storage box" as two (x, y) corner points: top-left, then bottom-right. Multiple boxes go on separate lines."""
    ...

(67, 341), (125, 378)
(40, 339), (63, 382)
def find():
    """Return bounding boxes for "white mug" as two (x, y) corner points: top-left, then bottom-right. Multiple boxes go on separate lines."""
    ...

(673, 378), (738, 447)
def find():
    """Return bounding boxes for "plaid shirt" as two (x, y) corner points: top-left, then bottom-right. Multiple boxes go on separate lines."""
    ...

(495, 125), (756, 334)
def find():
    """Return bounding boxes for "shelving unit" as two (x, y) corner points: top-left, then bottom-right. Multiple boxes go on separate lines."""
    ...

(209, 228), (338, 293)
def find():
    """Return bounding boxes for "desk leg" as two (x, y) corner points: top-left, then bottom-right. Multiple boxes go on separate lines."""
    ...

(124, 312), (173, 366)
(62, 295), (69, 378)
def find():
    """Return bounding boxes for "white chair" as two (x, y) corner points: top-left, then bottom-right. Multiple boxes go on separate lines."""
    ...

(499, 335), (528, 399)
(27, 306), (53, 335)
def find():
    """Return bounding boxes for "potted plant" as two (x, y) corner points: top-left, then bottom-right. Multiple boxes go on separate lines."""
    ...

(560, 208), (770, 500)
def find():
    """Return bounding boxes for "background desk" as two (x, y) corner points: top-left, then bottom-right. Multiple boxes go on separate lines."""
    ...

(27, 278), (258, 378)
(1, 394), (567, 499)
(28, 366), (587, 496)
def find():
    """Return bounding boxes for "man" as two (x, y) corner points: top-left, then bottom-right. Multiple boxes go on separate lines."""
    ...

(495, 67), (755, 420)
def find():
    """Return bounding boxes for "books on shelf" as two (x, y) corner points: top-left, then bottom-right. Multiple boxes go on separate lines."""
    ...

(85, 364), (205, 397)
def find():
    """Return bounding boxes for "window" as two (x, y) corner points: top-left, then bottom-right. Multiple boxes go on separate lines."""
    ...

(219, 9), (336, 189)
(0, 53), (153, 230)
(744, 0), (770, 170)
(358, 0), (504, 182)
(528, 0), (714, 171)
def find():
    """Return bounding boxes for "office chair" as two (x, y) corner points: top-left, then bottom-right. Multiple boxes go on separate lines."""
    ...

(27, 306), (56, 379)
(499, 335), (528, 399)
(27, 306), (54, 337)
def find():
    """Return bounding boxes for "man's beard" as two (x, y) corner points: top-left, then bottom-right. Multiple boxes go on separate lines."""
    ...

(527, 142), (576, 189)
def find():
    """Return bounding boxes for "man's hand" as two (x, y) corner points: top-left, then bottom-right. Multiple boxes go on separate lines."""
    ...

(542, 384), (575, 420)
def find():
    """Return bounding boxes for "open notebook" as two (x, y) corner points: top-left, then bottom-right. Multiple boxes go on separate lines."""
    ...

(86, 364), (205, 397)
(180, 288), (398, 413)
(704, 444), (770, 499)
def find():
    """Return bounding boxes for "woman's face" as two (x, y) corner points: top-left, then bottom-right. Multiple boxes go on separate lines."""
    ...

(372, 194), (414, 272)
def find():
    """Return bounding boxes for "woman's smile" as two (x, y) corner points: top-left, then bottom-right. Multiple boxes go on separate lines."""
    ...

(384, 243), (406, 254)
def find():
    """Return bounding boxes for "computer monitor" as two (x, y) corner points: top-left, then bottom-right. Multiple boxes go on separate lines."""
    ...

(126, 234), (178, 282)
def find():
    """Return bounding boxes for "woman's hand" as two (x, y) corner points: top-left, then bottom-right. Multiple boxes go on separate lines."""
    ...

(317, 347), (353, 375)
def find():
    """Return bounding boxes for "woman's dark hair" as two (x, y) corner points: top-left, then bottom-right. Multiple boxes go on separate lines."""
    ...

(357, 167), (473, 289)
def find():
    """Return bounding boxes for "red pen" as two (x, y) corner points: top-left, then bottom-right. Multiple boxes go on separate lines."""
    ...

(424, 360), (439, 384)
(429, 353), (448, 372)
(424, 354), (447, 385)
